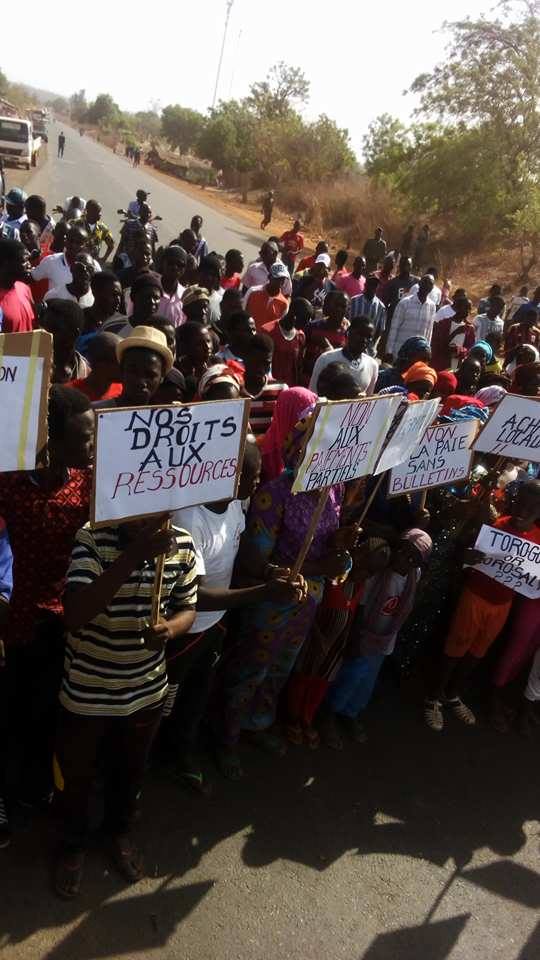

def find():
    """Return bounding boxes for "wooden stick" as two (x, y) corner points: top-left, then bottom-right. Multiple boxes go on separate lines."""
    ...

(151, 518), (172, 626)
(419, 490), (428, 510)
(355, 473), (386, 527)
(290, 489), (330, 580)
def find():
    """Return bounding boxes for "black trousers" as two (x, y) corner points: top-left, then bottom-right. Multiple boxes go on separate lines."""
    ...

(55, 704), (162, 852)
(162, 622), (225, 754)
(0, 613), (65, 801)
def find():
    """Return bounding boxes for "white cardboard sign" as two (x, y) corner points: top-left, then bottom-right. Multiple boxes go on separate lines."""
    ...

(92, 399), (250, 525)
(471, 524), (540, 599)
(0, 331), (52, 472)
(473, 393), (540, 461)
(375, 398), (440, 475)
(388, 419), (477, 495)
(292, 395), (402, 494)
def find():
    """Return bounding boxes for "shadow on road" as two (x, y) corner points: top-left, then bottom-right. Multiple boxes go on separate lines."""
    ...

(0, 687), (539, 958)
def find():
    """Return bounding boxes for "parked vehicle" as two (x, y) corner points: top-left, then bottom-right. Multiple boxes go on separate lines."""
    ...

(0, 115), (42, 169)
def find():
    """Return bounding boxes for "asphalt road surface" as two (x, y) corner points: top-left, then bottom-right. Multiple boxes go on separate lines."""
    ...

(9, 123), (263, 259)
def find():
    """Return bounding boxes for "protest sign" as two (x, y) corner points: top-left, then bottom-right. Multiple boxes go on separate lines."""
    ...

(92, 399), (250, 525)
(374, 398), (440, 475)
(470, 524), (540, 599)
(0, 330), (52, 472)
(388, 418), (477, 495)
(473, 393), (540, 461)
(292, 395), (402, 494)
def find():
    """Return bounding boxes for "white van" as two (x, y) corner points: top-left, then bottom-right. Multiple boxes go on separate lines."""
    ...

(0, 116), (42, 170)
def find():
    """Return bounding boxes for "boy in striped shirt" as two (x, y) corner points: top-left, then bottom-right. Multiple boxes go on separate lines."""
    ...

(239, 332), (288, 439)
(54, 514), (197, 898)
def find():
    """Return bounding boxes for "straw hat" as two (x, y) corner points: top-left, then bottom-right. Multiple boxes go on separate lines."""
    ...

(116, 325), (174, 374)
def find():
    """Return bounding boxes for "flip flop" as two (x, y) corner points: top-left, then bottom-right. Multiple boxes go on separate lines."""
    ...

(109, 836), (144, 883)
(54, 850), (86, 899)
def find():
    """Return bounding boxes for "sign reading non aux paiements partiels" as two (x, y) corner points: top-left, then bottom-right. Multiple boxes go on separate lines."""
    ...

(92, 399), (251, 525)
(292, 395), (402, 494)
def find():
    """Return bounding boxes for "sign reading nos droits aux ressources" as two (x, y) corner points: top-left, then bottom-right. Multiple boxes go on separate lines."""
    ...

(92, 399), (250, 525)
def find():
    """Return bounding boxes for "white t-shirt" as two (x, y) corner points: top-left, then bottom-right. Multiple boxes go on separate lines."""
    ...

(309, 347), (378, 395)
(434, 304), (455, 322)
(410, 282), (442, 306)
(44, 284), (94, 307)
(173, 500), (246, 634)
(32, 252), (101, 289)
(242, 260), (292, 297)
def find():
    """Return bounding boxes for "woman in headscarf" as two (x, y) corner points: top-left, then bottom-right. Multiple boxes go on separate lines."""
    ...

(433, 370), (458, 401)
(323, 529), (433, 743)
(260, 386), (317, 482)
(215, 409), (354, 777)
(375, 337), (432, 392)
(505, 344), (540, 378)
(511, 362), (540, 397)
(401, 362), (437, 399)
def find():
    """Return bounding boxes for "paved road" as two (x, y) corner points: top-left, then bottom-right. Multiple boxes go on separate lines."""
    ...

(13, 123), (263, 259)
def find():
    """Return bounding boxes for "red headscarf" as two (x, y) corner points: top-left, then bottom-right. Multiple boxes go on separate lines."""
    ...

(440, 394), (486, 417)
(435, 370), (458, 400)
(261, 387), (317, 481)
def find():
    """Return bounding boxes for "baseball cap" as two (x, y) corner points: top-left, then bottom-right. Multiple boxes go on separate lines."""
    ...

(269, 262), (289, 280)
(315, 253), (331, 267)
(3, 187), (27, 205)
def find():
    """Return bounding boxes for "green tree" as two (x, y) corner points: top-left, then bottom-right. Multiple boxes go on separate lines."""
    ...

(0, 67), (9, 99)
(69, 90), (87, 123)
(48, 96), (70, 115)
(161, 105), (206, 154)
(198, 100), (257, 172)
(363, 114), (412, 184)
(85, 93), (120, 126)
(133, 110), (161, 140)
(246, 61), (310, 120)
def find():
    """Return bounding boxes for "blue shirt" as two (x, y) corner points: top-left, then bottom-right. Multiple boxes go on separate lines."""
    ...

(0, 517), (13, 603)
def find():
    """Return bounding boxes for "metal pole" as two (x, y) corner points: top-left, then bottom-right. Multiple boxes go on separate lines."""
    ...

(212, 0), (234, 110)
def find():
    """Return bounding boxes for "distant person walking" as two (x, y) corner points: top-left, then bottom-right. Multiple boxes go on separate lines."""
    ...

(260, 191), (275, 230)
(57, 131), (66, 159)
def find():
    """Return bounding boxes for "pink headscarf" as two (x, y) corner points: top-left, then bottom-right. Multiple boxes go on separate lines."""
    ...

(261, 386), (317, 481)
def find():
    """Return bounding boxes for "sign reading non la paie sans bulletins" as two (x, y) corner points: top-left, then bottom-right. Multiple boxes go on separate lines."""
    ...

(92, 399), (250, 525)
(388, 418), (478, 495)
(292, 395), (402, 494)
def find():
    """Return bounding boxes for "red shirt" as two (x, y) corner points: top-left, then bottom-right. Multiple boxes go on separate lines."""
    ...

(297, 254), (316, 273)
(0, 469), (91, 645)
(304, 320), (349, 380)
(67, 378), (123, 402)
(246, 288), (289, 332)
(262, 321), (306, 387)
(336, 273), (365, 298)
(504, 323), (540, 358)
(467, 516), (540, 605)
(221, 273), (242, 291)
(0, 282), (35, 333)
(280, 230), (304, 259)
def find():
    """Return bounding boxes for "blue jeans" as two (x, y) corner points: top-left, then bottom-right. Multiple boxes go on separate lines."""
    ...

(327, 653), (385, 718)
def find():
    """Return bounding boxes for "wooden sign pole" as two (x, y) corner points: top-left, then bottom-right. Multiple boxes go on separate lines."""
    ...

(151, 518), (172, 627)
(356, 473), (385, 526)
(290, 489), (330, 581)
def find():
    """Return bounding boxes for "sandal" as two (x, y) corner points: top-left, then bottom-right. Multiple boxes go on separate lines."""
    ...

(215, 745), (244, 781)
(54, 849), (86, 899)
(110, 835), (145, 883)
(446, 697), (476, 726)
(175, 753), (212, 797)
(286, 723), (304, 746)
(341, 716), (368, 743)
(246, 730), (287, 757)
(303, 726), (320, 750)
(318, 713), (344, 750)
(424, 699), (444, 732)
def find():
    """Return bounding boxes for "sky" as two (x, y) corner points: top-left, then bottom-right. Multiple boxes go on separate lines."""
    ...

(2, 0), (492, 158)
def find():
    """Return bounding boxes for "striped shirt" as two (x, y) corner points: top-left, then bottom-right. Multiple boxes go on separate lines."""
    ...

(248, 379), (288, 437)
(60, 524), (198, 717)
(349, 294), (387, 355)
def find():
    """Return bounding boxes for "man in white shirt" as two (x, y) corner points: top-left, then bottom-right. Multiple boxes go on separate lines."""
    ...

(410, 265), (442, 307)
(242, 240), (292, 298)
(127, 189), (150, 218)
(31, 225), (101, 290)
(434, 288), (467, 322)
(474, 296), (506, 342)
(44, 253), (96, 307)
(385, 275), (436, 360)
(310, 316), (378, 395)
(158, 245), (187, 327)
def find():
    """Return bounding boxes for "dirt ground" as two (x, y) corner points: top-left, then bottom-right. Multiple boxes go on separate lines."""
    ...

(1, 675), (539, 960)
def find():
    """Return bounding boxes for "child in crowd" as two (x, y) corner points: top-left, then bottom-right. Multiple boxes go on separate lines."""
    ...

(425, 480), (540, 731)
(326, 530), (433, 742)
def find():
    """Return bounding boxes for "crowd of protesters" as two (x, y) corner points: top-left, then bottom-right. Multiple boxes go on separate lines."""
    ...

(0, 184), (539, 900)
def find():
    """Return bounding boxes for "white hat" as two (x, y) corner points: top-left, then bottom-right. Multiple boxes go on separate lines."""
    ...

(270, 262), (289, 280)
(315, 253), (331, 267)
